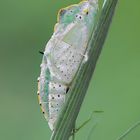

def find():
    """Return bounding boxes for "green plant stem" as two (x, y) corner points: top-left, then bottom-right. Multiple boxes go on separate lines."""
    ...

(50, 0), (118, 139)
(116, 121), (140, 140)
(72, 129), (75, 140)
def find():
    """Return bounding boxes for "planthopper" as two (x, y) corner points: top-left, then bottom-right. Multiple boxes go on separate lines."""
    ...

(37, 0), (98, 131)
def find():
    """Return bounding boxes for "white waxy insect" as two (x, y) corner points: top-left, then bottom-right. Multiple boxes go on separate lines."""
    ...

(37, 0), (98, 131)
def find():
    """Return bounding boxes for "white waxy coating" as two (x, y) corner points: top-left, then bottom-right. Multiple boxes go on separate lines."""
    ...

(46, 23), (88, 85)
(38, 0), (98, 131)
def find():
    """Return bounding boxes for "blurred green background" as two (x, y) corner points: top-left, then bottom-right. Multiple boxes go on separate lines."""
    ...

(0, 0), (140, 140)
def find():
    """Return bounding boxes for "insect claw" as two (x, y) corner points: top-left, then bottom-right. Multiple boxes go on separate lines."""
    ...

(79, 53), (88, 62)
(80, 53), (85, 57)
(66, 87), (70, 94)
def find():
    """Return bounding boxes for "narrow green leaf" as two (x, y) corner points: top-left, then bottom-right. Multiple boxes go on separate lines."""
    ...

(116, 121), (140, 140)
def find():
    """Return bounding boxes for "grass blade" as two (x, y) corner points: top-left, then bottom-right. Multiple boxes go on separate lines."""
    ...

(116, 121), (140, 140)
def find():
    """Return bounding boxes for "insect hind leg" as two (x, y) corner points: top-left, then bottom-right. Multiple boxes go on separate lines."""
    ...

(71, 110), (103, 137)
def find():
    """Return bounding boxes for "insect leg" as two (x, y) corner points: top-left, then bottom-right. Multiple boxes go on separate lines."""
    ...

(71, 110), (103, 135)
(39, 51), (44, 55)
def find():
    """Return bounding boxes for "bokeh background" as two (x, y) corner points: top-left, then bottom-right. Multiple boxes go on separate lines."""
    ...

(0, 0), (140, 140)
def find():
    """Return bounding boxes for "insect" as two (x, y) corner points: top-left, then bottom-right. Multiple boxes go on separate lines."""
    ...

(37, 0), (98, 131)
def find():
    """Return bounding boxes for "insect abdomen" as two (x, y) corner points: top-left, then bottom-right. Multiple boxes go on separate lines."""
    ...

(38, 56), (68, 130)
(47, 81), (67, 130)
